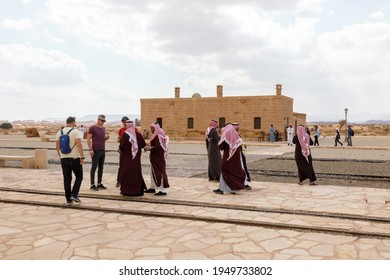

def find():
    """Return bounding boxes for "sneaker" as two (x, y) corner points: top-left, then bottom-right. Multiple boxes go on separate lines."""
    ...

(66, 200), (73, 206)
(90, 185), (99, 191)
(245, 185), (252, 190)
(70, 196), (81, 203)
(154, 191), (167, 196)
(97, 184), (107, 190)
(145, 188), (156, 193)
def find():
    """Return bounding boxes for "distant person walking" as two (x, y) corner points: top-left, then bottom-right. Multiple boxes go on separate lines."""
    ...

(55, 116), (85, 205)
(145, 123), (170, 196)
(287, 124), (294, 146)
(347, 125), (354, 146)
(119, 120), (147, 196)
(334, 126), (343, 146)
(213, 124), (245, 195)
(116, 116), (129, 188)
(87, 114), (109, 191)
(205, 120), (221, 181)
(293, 125), (317, 185)
(79, 125), (85, 139)
(269, 124), (275, 142)
(313, 125), (320, 146)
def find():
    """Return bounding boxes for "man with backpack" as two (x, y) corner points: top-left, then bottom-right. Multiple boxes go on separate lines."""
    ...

(347, 125), (354, 146)
(56, 116), (85, 205)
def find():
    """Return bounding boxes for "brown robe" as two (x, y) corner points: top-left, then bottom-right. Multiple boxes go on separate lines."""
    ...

(119, 131), (147, 196)
(219, 141), (245, 191)
(150, 136), (170, 188)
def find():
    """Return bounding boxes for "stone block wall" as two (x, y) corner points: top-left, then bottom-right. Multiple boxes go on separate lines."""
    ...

(140, 85), (306, 141)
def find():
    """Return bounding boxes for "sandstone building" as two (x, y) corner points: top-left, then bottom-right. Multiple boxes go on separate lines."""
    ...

(140, 84), (306, 141)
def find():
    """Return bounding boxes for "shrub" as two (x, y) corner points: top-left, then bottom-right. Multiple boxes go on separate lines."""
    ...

(0, 122), (13, 129)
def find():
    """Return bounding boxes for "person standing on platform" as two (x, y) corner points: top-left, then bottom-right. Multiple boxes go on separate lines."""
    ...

(55, 116), (85, 205)
(314, 125), (320, 146)
(119, 120), (147, 196)
(293, 125), (317, 186)
(205, 120), (221, 182)
(79, 125), (85, 140)
(213, 124), (245, 195)
(287, 123), (294, 146)
(116, 116), (129, 188)
(269, 124), (275, 142)
(145, 123), (170, 196)
(87, 114), (109, 191)
(347, 125), (354, 146)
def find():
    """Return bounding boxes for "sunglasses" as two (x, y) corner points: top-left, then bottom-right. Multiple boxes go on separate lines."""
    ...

(99, 119), (106, 122)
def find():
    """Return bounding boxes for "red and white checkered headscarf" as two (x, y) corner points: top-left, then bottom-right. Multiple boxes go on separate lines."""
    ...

(150, 123), (169, 159)
(218, 123), (242, 160)
(205, 120), (218, 141)
(125, 121), (138, 159)
(297, 125), (310, 162)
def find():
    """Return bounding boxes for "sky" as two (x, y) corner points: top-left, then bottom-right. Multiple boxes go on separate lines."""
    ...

(0, 0), (389, 123)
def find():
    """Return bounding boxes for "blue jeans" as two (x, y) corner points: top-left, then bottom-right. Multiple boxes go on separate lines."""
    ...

(90, 149), (105, 185)
(61, 158), (83, 202)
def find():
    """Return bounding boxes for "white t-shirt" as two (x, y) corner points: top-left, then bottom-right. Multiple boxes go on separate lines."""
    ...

(56, 127), (81, 158)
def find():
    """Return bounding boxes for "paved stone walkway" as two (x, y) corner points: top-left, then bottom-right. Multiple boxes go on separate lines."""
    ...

(1, 166), (389, 260)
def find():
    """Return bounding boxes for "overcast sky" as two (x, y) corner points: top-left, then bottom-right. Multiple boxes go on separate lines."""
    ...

(0, 0), (389, 122)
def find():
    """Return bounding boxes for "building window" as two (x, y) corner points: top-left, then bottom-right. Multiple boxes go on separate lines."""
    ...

(156, 118), (163, 128)
(219, 117), (226, 128)
(187, 117), (194, 129)
(254, 117), (261, 129)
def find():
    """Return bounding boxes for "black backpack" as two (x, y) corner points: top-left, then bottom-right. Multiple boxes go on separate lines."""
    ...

(351, 129), (354, 136)
(59, 128), (76, 154)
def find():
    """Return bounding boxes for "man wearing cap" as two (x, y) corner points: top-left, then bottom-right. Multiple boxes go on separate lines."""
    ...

(116, 116), (129, 187)
(87, 114), (109, 191)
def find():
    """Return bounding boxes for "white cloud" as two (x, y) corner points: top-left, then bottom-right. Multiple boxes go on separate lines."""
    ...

(1, 18), (33, 30)
(0, 44), (137, 120)
(1, 0), (389, 121)
(369, 11), (385, 20)
(0, 44), (87, 86)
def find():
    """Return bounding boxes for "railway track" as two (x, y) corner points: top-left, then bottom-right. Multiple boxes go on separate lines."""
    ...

(248, 169), (390, 182)
(1, 187), (389, 240)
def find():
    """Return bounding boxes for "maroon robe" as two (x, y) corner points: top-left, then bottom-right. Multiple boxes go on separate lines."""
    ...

(150, 136), (170, 188)
(119, 131), (147, 196)
(292, 135), (317, 182)
(219, 141), (245, 190)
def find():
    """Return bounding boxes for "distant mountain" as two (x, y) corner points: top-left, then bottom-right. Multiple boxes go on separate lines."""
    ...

(307, 112), (390, 124)
(364, 120), (390, 125)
